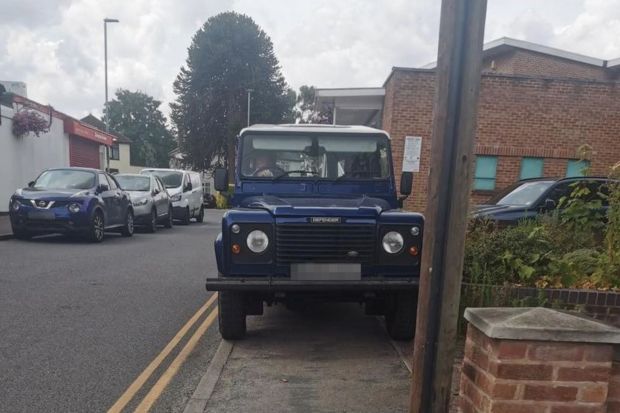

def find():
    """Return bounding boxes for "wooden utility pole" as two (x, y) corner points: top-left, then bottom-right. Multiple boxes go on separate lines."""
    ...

(409, 1), (487, 412)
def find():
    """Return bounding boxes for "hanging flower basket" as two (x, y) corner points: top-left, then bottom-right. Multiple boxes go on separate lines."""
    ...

(12, 109), (50, 138)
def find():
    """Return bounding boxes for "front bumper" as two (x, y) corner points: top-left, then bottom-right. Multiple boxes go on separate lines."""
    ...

(132, 203), (152, 224)
(172, 205), (188, 219)
(206, 276), (419, 291)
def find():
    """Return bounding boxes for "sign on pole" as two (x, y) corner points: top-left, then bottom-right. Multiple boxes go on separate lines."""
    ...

(402, 136), (422, 172)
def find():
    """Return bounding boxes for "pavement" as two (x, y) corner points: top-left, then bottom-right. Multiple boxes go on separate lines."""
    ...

(0, 214), (12, 239)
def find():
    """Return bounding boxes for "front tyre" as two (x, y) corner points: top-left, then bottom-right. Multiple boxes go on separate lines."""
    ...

(218, 291), (246, 340)
(196, 206), (204, 223)
(88, 211), (105, 243)
(385, 291), (418, 341)
(147, 208), (158, 233)
(164, 205), (173, 229)
(181, 207), (190, 225)
(121, 210), (134, 237)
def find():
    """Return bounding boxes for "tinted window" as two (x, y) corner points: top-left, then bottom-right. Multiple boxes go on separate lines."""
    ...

(116, 175), (151, 191)
(34, 170), (96, 190)
(492, 180), (554, 206)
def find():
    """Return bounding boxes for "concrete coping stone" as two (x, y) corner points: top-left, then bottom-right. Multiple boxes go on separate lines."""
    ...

(464, 307), (620, 344)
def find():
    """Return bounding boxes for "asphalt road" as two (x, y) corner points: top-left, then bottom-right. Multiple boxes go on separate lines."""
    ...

(0, 210), (224, 413)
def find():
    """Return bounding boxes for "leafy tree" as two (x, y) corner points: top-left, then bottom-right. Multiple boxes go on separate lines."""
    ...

(171, 12), (294, 176)
(294, 85), (333, 124)
(104, 89), (175, 167)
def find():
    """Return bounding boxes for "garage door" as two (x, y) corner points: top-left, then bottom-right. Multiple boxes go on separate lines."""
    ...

(69, 136), (101, 168)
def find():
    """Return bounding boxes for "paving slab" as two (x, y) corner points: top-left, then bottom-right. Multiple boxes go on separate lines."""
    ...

(204, 303), (411, 413)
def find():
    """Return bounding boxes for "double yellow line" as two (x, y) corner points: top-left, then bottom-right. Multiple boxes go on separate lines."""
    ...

(108, 293), (219, 413)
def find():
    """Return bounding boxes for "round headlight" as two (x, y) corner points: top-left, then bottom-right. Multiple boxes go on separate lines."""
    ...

(410, 226), (420, 236)
(246, 230), (269, 253)
(382, 231), (404, 254)
(11, 199), (21, 211)
(68, 203), (81, 213)
(231, 224), (241, 234)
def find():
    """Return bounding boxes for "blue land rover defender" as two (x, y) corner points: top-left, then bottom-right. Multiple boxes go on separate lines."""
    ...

(207, 124), (423, 340)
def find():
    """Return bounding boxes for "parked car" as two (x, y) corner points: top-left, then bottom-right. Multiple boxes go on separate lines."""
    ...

(472, 176), (615, 226)
(115, 174), (173, 232)
(9, 167), (134, 242)
(203, 193), (216, 209)
(140, 168), (204, 224)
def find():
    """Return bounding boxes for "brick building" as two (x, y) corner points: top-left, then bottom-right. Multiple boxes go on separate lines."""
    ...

(316, 37), (620, 211)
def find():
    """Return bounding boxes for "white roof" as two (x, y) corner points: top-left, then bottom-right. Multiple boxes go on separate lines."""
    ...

(240, 124), (389, 136)
(421, 36), (614, 69)
(315, 87), (385, 98)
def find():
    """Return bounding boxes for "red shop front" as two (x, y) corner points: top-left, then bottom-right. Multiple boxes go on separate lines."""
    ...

(64, 119), (114, 169)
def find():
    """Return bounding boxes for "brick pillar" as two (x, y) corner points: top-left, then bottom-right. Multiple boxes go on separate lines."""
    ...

(459, 307), (620, 413)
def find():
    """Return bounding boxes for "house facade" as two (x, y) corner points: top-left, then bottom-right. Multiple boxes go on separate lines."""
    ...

(317, 37), (620, 212)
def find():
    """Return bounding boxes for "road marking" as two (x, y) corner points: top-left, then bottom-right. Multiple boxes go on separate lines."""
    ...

(134, 306), (219, 413)
(107, 293), (218, 413)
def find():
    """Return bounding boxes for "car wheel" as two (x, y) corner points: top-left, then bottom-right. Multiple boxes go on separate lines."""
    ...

(218, 291), (246, 340)
(12, 227), (31, 240)
(121, 210), (134, 237)
(164, 205), (173, 229)
(385, 291), (418, 341)
(88, 211), (105, 243)
(181, 207), (190, 225)
(147, 208), (157, 233)
(196, 206), (204, 223)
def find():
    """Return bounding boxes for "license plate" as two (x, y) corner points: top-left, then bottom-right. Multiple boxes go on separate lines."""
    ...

(290, 263), (361, 281)
(28, 211), (55, 220)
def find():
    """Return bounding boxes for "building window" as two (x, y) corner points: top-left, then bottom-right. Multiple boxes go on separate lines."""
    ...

(474, 156), (497, 191)
(566, 160), (590, 177)
(520, 157), (544, 180)
(110, 144), (120, 161)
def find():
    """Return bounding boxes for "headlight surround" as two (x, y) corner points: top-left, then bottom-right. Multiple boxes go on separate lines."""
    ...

(382, 231), (404, 254)
(170, 193), (182, 202)
(410, 226), (420, 236)
(11, 198), (21, 211)
(133, 197), (149, 206)
(246, 230), (269, 253)
(68, 203), (81, 213)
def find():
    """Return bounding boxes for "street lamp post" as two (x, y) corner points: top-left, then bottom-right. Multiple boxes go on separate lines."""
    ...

(104, 17), (119, 171)
(246, 89), (253, 127)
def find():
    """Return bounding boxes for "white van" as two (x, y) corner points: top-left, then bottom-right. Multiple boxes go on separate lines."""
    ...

(141, 168), (204, 224)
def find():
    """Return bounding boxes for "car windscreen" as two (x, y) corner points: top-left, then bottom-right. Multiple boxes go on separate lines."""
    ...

(34, 170), (96, 190)
(490, 180), (555, 206)
(144, 171), (183, 188)
(115, 175), (151, 191)
(240, 134), (391, 179)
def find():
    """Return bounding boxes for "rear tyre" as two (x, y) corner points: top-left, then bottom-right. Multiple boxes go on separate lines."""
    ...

(164, 206), (173, 229)
(88, 211), (105, 243)
(181, 207), (190, 225)
(147, 209), (157, 233)
(218, 291), (246, 340)
(196, 206), (204, 223)
(385, 291), (418, 341)
(121, 210), (134, 237)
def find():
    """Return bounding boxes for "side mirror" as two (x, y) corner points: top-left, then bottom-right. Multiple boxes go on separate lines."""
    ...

(214, 168), (228, 192)
(28, 181), (35, 188)
(152, 188), (160, 196)
(98, 184), (109, 193)
(544, 198), (556, 211)
(400, 172), (413, 196)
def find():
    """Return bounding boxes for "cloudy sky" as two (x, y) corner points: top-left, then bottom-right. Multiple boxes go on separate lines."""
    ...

(2, 0), (620, 120)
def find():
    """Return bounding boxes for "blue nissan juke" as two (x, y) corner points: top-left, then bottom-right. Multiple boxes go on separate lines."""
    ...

(8, 167), (135, 242)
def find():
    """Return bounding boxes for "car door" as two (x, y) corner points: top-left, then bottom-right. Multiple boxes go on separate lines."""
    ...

(191, 173), (202, 213)
(106, 174), (126, 224)
(98, 173), (119, 226)
(154, 177), (167, 218)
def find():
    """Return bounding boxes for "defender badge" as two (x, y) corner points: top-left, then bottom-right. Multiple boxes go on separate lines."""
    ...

(347, 251), (359, 258)
(310, 217), (341, 224)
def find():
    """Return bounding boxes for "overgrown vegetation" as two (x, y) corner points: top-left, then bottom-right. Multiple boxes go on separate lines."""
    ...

(463, 166), (620, 292)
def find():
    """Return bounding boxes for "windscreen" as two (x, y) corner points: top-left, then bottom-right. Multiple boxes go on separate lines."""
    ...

(34, 170), (96, 190)
(143, 171), (183, 188)
(240, 134), (391, 179)
(491, 180), (554, 206)
(115, 175), (151, 191)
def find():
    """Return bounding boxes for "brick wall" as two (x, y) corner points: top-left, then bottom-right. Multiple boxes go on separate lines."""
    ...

(460, 325), (614, 413)
(482, 49), (615, 81)
(383, 69), (620, 211)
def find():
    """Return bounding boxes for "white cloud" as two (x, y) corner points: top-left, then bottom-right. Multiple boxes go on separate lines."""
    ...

(1, 0), (619, 121)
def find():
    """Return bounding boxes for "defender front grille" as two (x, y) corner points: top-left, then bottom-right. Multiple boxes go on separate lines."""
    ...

(276, 223), (375, 263)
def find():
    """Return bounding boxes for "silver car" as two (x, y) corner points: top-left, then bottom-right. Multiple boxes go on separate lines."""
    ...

(115, 174), (173, 232)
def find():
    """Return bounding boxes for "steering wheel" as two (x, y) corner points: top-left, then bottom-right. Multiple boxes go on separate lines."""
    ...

(253, 166), (285, 177)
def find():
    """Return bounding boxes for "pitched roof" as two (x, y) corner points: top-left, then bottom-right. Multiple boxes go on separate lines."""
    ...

(80, 114), (132, 144)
